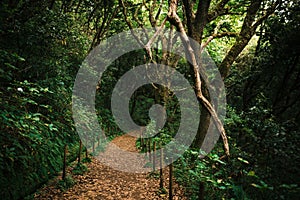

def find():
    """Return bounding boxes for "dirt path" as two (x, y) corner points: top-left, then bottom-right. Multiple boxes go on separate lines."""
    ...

(34, 133), (187, 200)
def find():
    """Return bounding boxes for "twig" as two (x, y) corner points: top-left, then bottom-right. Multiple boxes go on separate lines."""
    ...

(119, 0), (145, 48)
(144, 17), (168, 61)
(201, 32), (238, 52)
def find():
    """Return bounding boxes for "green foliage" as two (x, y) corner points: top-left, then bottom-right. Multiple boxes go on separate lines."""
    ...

(1, 1), (299, 200)
(72, 163), (88, 175)
(0, 0), (90, 199)
(0, 79), (79, 199)
(225, 106), (299, 199)
(226, 1), (300, 123)
(216, 2), (300, 199)
(157, 187), (167, 195)
(173, 104), (299, 199)
(82, 156), (92, 163)
(148, 171), (160, 179)
(57, 175), (76, 191)
(174, 149), (234, 200)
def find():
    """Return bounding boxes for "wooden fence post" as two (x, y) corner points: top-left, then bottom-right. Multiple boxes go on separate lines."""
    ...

(169, 158), (173, 200)
(199, 182), (205, 200)
(140, 132), (144, 150)
(92, 136), (95, 155)
(78, 140), (82, 164)
(85, 147), (88, 159)
(62, 144), (68, 180)
(160, 144), (164, 189)
(153, 141), (156, 171)
(148, 139), (152, 161)
(145, 138), (148, 157)
(85, 135), (88, 159)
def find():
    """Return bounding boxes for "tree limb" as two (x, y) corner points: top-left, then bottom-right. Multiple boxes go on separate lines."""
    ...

(144, 17), (168, 61)
(119, 0), (145, 47)
(194, 0), (211, 43)
(219, 0), (261, 78)
(167, 0), (230, 157)
(201, 32), (238, 52)
(219, 0), (280, 79)
(155, 0), (164, 21)
(207, 0), (230, 22)
(252, 0), (281, 29)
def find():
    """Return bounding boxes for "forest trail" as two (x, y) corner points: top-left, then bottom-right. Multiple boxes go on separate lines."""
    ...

(34, 133), (187, 200)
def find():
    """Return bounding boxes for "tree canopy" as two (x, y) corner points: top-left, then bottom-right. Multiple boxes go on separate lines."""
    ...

(0, 0), (299, 199)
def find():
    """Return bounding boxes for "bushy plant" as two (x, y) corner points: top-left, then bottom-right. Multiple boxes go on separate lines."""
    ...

(57, 175), (75, 191)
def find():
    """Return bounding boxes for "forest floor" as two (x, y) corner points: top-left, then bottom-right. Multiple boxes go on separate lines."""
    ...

(34, 133), (187, 200)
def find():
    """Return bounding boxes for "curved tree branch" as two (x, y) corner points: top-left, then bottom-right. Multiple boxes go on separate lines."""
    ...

(167, 0), (230, 157)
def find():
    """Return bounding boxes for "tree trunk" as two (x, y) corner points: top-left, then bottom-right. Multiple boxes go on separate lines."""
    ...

(62, 144), (67, 180)
(167, 0), (230, 156)
(193, 108), (210, 149)
(183, 0), (212, 150)
(78, 140), (82, 164)
(192, 87), (210, 149)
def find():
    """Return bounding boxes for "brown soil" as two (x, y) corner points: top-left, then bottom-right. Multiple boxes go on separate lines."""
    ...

(34, 133), (187, 200)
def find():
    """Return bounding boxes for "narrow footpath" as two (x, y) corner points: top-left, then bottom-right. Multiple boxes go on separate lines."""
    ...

(34, 134), (187, 199)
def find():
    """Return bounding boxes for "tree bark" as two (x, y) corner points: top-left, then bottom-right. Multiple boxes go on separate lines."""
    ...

(181, 0), (213, 150)
(219, 0), (279, 78)
(167, 0), (230, 156)
(192, 89), (210, 149)
(189, 0), (278, 150)
(120, 0), (278, 156)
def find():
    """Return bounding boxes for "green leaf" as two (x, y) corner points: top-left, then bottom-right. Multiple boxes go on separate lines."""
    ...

(5, 63), (18, 69)
(237, 157), (249, 164)
(247, 171), (255, 176)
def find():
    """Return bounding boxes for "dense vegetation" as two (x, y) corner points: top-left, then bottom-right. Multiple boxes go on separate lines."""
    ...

(1, 0), (299, 199)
